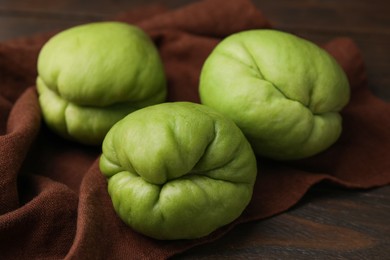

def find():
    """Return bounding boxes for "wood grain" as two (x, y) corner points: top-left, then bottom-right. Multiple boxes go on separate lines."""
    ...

(175, 186), (390, 259)
(0, 0), (389, 258)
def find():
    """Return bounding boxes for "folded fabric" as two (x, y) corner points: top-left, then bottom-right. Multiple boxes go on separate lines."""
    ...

(0, 0), (389, 259)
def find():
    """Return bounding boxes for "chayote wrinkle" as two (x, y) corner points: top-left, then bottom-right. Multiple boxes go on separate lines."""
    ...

(39, 53), (166, 109)
(240, 33), (347, 115)
(189, 109), (256, 185)
(113, 118), (212, 185)
(111, 173), (137, 226)
(151, 183), (164, 221)
(154, 175), (244, 231)
(48, 67), (60, 94)
(241, 40), (322, 116)
(112, 123), (139, 178)
(41, 75), (161, 110)
(185, 110), (217, 170)
(300, 47), (349, 114)
(156, 176), (209, 220)
(38, 82), (134, 142)
(109, 172), (166, 230)
(99, 154), (123, 178)
(106, 121), (158, 184)
(214, 49), (261, 81)
(215, 38), (343, 155)
(181, 175), (220, 205)
(241, 41), (265, 79)
(63, 102), (73, 138)
(136, 122), (190, 184)
(37, 79), (70, 138)
(106, 122), (141, 181)
(190, 138), (243, 183)
(138, 107), (215, 184)
(110, 172), (211, 225)
(108, 173), (122, 209)
(264, 78), (316, 116)
(215, 41), (320, 120)
(190, 170), (253, 186)
(103, 105), (251, 186)
(39, 75), (164, 145)
(213, 45), (320, 151)
(167, 119), (205, 180)
(100, 102), (257, 239)
(203, 155), (256, 185)
(104, 130), (120, 167)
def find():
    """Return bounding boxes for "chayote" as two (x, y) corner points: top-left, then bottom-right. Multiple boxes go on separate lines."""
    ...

(199, 29), (350, 160)
(99, 102), (257, 240)
(36, 22), (166, 145)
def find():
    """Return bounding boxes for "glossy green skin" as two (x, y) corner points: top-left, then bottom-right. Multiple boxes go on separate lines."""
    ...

(199, 29), (350, 160)
(99, 102), (257, 240)
(37, 22), (166, 145)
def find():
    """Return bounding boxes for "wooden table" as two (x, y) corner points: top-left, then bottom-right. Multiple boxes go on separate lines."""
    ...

(1, 0), (389, 258)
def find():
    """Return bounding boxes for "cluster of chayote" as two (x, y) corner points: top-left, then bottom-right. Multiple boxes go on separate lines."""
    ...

(37, 23), (349, 240)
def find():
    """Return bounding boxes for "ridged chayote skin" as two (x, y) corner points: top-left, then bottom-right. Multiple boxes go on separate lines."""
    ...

(36, 22), (166, 145)
(99, 102), (257, 240)
(199, 29), (350, 160)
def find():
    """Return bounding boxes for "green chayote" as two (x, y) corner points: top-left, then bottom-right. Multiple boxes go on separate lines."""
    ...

(37, 22), (166, 145)
(200, 29), (350, 160)
(99, 102), (257, 240)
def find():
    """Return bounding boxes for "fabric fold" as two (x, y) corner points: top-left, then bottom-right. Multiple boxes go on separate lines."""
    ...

(0, 88), (40, 214)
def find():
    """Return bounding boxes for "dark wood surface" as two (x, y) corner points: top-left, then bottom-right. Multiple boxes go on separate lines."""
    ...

(1, 0), (389, 259)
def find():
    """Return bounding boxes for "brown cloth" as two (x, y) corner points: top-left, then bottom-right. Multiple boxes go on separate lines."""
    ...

(0, 0), (389, 259)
